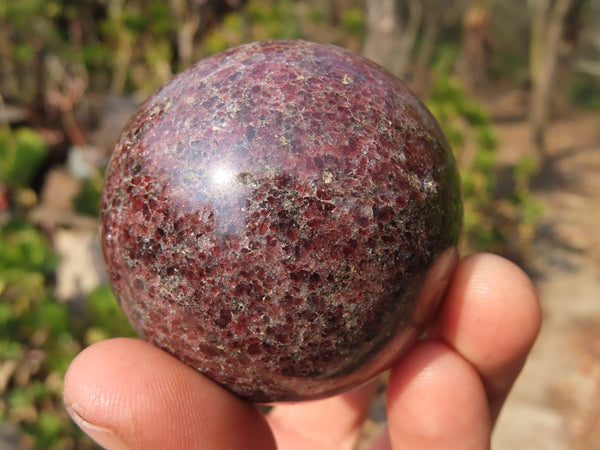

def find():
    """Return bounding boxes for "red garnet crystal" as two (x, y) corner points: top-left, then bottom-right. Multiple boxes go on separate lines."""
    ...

(101, 40), (462, 403)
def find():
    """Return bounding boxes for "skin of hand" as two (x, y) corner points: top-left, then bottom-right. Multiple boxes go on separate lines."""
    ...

(63, 253), (541, 450)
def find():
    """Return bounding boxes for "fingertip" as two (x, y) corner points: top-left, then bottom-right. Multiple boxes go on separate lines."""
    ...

(444, 253), (541, 360)
(445, 253), (542, 340)
(63, 338), (275, 450)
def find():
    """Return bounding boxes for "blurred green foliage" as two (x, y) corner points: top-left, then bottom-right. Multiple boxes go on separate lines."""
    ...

(84, 284), (136, 345)
(0, 218), (80, 449)
(72, 172), (104, 217)
(203, 0), (365, 57)
(0, 0), (368, 101)
(0, 216), (134, 449)
(0, 218), (58, 283)
(568, 73), (600, 109)
(0, 128), (48, 189)
(0, 0), (555, 447)
(427, 63), (542, 254)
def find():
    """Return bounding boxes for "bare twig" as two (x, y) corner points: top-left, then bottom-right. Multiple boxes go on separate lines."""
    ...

(574, 59), (600, 76)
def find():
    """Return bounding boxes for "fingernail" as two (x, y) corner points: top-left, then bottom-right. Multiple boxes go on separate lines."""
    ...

(66, 405), (128, 450)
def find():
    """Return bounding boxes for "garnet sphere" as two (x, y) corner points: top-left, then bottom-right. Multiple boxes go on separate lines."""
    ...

(101, 40), (463, 402)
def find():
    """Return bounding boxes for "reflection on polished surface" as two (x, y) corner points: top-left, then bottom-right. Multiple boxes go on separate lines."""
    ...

(210, 163), (236, 187)
(101, 40), (463, 402)
(414, 246), (460, 325)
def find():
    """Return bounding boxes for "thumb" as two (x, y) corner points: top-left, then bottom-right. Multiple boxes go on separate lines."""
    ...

(63, 338), (275, 450)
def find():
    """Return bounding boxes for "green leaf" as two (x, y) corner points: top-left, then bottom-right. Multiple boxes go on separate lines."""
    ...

(72, 173), (104, 217)
(86, 284), (136, 338)
(0, 128), (48, 188)
(341, 7), (365, 36)
(0, 218), (58, 275)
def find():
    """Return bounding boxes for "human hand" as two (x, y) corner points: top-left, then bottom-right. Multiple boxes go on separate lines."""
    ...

(63, 253), (541, 449)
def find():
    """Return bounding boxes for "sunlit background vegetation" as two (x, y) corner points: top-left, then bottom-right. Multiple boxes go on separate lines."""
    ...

(1, 0), (598, 448)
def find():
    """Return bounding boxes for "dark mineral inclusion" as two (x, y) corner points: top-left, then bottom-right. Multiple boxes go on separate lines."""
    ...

(101, 40), (463, 403)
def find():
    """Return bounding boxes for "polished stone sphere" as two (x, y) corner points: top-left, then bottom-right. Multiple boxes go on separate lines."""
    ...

(101, 40), (463, 402)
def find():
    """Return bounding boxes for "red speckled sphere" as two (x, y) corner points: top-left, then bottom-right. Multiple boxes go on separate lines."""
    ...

(101, 40), (462, 403)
